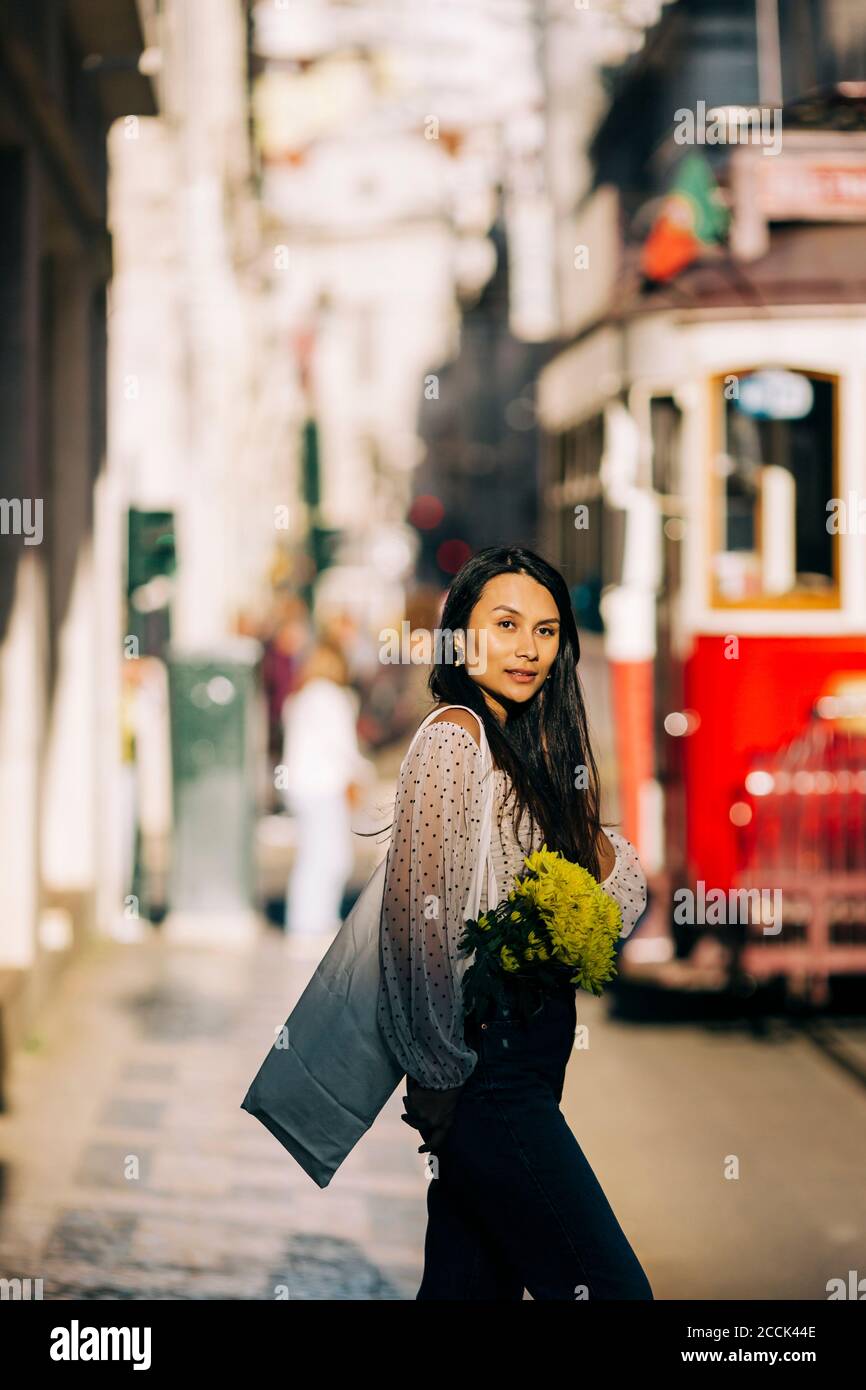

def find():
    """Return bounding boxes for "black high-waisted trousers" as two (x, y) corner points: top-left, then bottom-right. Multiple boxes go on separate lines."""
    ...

(416, 987), (654, 1301)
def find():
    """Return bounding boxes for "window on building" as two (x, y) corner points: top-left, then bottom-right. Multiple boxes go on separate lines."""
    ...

(711, 368), (839, 607)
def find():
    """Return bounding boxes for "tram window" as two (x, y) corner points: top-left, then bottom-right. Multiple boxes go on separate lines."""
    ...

(712, 369), (838, 606)
(650, 396), (682, 496)
(571, 496), (604, 633)
(549, 414), (605, 632)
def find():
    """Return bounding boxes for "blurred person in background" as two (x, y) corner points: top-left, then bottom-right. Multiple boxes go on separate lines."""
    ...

(280, 637), (371, 937)
(119, 656), (144, 928)
(320, 604), (380, 693)
(261, 592), (311, 775)
(119, 655), (172, 928)
(361, 584), (444, 765)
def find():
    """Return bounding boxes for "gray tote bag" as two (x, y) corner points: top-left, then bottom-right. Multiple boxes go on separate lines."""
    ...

(240, 704), (497, 1189)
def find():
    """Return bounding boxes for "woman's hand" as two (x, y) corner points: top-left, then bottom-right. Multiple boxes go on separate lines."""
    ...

(400, 1075), (464, 1155)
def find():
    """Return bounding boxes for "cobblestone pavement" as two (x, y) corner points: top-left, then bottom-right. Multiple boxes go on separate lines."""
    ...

(0, 926), (428, 1300)
(1, 921), (864, 1300)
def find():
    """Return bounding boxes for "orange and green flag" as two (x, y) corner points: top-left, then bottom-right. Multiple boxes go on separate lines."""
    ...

(640, 153), (730, 282)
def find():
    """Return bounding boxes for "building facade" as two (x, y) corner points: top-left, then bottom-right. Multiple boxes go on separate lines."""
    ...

(0, 0), (156, 1091)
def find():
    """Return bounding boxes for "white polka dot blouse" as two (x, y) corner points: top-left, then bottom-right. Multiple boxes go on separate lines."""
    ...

(376, 718), (648, 1091)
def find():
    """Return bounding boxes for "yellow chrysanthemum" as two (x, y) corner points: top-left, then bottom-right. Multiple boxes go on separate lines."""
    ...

(463, 844), (622, 1006)
(500, 945), (520, 973)
(513, 844), (622, 991)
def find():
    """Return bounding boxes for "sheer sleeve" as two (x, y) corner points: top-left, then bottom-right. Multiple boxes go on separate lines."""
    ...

(600, 828), (648, 940)
(377, 720), (487, 1089)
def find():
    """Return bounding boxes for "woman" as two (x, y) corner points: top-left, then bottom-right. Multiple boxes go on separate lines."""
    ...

(377, 546), (653, 1300)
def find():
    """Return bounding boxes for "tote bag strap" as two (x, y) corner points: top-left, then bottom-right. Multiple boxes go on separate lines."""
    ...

(404, 703), (497, 917)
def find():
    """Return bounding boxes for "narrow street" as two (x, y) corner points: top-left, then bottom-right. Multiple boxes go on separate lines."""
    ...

(3, 0), (866, 1326)
(1, 926), (863, 1300)
(0, 930), (422, 1300)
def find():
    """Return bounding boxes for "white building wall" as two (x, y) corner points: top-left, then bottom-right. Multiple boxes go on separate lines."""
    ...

(100, 0), (291, 931)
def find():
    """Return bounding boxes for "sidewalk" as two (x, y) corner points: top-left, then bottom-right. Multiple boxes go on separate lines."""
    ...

(5, 911), (860, 1300)
(0, 924), (428, 1299)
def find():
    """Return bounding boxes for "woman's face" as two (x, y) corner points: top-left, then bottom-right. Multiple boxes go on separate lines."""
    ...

(462, 571), (561, 721)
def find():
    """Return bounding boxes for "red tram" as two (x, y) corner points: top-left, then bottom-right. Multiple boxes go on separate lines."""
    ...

(538, 227), (866, 1004)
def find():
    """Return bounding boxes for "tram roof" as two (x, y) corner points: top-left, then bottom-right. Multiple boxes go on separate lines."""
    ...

(608, 222), (866, 324)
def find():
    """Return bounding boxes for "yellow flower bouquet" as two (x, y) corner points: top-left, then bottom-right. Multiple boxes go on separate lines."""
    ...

(458, 846), (623, 1024)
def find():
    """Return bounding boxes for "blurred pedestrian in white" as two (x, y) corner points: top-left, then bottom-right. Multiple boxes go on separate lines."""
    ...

(280, 639), (369, 937)
(118, 656), (172, 937)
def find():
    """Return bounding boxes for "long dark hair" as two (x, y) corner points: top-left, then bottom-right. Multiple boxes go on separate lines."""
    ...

(429, 545), (606, 880)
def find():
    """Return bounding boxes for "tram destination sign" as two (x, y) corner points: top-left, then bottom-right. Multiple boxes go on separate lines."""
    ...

(729, 132), (866, 260)
(736, 369), (814, 421)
